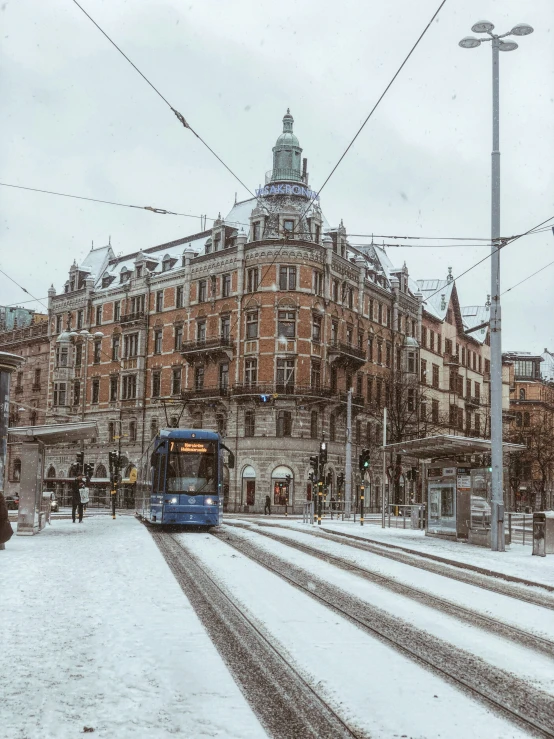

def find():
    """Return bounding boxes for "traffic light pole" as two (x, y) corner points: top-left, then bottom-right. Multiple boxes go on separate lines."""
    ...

(345, 388), (352, 518)
(360, 481), (364, 526)
(382, 407), (387, 529)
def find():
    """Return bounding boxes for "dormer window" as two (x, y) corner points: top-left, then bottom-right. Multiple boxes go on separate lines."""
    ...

(162, 255), (172, 272)
(205, 239), (213, 255)
(120, 269), (130, 284)
(252, 222), (261, 241)
(214, 234), (221, 251)
(283, 219), (295, 236)
(136, 266), (142, 278)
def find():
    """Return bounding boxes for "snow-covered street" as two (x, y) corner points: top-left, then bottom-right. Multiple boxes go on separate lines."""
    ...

(2, 514), (554, 738)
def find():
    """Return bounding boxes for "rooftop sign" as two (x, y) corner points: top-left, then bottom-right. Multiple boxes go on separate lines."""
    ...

(255, 184), (319, 201)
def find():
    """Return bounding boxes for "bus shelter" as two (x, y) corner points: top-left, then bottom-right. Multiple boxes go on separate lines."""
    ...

(8, 421), (98, 535)
(382, 435), (525, 544)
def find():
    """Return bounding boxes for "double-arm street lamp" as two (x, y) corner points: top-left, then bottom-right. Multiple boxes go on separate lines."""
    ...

(459, 21), (534, 551)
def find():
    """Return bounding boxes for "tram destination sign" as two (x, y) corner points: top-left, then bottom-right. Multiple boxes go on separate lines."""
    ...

(255, 184), (319, 200)
(171, 441), (211, 453)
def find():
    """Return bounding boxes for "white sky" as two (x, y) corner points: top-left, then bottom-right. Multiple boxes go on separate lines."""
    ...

(1, 0), (552, 352)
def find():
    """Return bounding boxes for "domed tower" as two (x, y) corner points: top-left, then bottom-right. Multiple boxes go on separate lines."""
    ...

(270, 109), (303, 183)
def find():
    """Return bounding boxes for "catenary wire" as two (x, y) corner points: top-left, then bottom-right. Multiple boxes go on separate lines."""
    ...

(70, 0), (257, 201)
(0, 268), (49, 310)
(501, 259), (554, 296)
(423, 214), (554, 301)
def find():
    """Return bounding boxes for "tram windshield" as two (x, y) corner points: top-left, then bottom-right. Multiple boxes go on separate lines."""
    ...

(166, 440), (217, 495)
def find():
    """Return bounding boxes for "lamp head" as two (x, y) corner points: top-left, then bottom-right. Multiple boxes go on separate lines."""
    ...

(459, 36), (481, 49)
(511, 23), (533, 36)
(471, 20), (495, 33)
(499, 39), (519, 52)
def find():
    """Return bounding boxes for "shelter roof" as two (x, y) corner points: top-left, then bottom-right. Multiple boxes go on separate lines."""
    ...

(381, 434), (525, 460)
(8, 421), (99, 445)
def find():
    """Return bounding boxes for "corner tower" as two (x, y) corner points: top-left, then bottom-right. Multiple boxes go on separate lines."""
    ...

(271, 109), (303, 183)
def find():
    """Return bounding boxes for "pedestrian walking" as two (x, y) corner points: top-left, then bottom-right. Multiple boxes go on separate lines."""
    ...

(72, 474), (84, 523)
(264, 494), (271, 515)
(0, 491), (14, 550)
(80, 481), (90, 511)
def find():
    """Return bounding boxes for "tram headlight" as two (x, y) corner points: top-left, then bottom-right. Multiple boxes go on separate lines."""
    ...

(171, 497), (177, 504)
(205, 497), (214, 505)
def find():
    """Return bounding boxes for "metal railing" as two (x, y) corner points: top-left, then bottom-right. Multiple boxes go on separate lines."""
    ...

(119, 311), (146, 324)
(328, 341), (366, 361)
(265, 168), (306, 184)
(180, 336), (234, 354)
(507, 512), (533, 545)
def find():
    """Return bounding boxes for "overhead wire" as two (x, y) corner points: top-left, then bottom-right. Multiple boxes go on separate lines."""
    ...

(501, 259), (554, 296)
(0, 268), (49, 310)
(70, 0), (257, 201)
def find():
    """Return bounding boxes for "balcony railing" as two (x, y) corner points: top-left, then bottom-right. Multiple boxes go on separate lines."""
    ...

(119, 311), (146, 324)
(180, 336), (234, 363)
(328, 341), (366, 366)
(181, 386), (231, 401)
(465, 396), (481, 408)
(265, 168), (307, 184)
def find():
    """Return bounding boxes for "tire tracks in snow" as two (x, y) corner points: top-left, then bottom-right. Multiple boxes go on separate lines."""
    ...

(151, 530), (366, 739)
(215, 526), (554, 739)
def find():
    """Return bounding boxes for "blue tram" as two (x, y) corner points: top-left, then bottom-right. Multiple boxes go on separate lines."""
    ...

(136, 428), (234, 527)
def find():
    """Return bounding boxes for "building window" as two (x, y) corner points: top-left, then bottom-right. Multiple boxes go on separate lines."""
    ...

(475, 383), (480, 401)
(95, 305), (103, 326)
(347, 288), (354, 310)
(75, 343), (82, 368)
(466, 378), (472, 399)
(197, 320), (206, 342)
(407, 388), (415, 412)
(377, 342), (383, 365)
(130, 295), (145, 314)
(312, 315), (322, 343)
(279, 266), (297, 291)
(113, 301), (121, 322)
(175, 286), (184, 309)
(109, 376), (118, 401)
(56, 346), (69, 367)
(246, 312), (258, 339)
(314, 223), (321, 243)
(432, 398), (439, 423)
(519, 388), (526, 400)
(367, 377), (373, 404)
(277, 310), (296, 338)
(93, 340), (101, 364)
(32, 368), (41, 389)
(313, 270), (324, 296)
(73, 381), (81, 406)
(420, 359), (427, 385)
(377, 303), (383, 324)
(432, 364), (439, 389)
(124, 333), (139, 358)
(475, 413), (480, 435)
(346, 326), (353, 346)
(154, 290), (163, 312)
(221, 315), (230, 340)
(154, 329), (163, 355)
(171, 367), (182, 396)
(174, 325), (183, 351)
(152, 370), (161, 398)
(407, 352), (415, 373)
(332, 280), (339, 303)
(245, 409), (255, 437)
(376, 379), (382, 408)
(283, 219), (295, 236)
(222, 273), (231, 298)
(108, 422), (116, 443)
(356, 373), (363, 397)
(329, 414), (336, 442)
(310, 410), (318, 439)
(311, 360), (321, 389)
(128, 420), (137, 441)
(214, 233), (221, 252)
(76, 310), (83, 330)
(198, 280), (207, 303)
(421, 327), (427, 348)
(246, 268), (259, 294)
(523, 411), (530, 427)
(219, 362), (229, 390)
(55, 315), (63, 334)
(195, 365), (204, 390)
(91, 378), (100, 404)
(150, 418), (158, 439)
(276, 358), (295, 389)
(245, 358), (257, 386)
(252, 221), (261, 241)
(112, 335), (120, 362)
(276, 410), (292, 438)
(330, 366), (337, 392)
(122, 374), (137, 400)
(386, 344), (392, 367)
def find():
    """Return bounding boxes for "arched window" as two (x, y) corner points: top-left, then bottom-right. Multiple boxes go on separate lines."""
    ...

(519, 388), (526, 400)
(523, 412), (530, 427)
(12, 458), (21, 482)
(95, 464), (107, 479)
(244, 410), (255, 437)
(329, 414), (336, 442)
(515, 412), (522, 428)
(150, 418), (159, 439)
(47, 465), (56, 479)
(271, 466), (293, 506)
(68, 463), (79, 477)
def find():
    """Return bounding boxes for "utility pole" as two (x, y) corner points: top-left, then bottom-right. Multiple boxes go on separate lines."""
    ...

(382, 406), (387, 528)
(345, 387), (352, 517)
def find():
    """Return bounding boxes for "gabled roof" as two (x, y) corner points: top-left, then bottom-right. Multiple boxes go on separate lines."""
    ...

(416, 279), (455, 321)
(461, 305), (490, 345)
(79, 245), (114, 279)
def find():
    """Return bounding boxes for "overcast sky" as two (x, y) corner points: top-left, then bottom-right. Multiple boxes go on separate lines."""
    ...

(1, 0), (552, 352)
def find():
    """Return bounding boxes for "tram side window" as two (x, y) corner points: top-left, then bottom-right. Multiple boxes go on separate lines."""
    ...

(150, 450), (165, 493)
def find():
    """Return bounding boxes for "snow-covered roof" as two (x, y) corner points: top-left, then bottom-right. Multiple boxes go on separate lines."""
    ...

(541, 349), (554, 383)
(416, 279), (455, 321)
(225, 198), (256, 230)
(461, 305), (490, 345)
(79, 245), (114, 279)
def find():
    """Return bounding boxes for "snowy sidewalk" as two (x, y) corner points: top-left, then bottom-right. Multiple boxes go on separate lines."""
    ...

(232, 515), (554, 588)
(0, 516), (265, 739)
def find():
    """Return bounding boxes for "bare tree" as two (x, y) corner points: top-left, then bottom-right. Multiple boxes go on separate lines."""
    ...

(506, 410), (554, 510)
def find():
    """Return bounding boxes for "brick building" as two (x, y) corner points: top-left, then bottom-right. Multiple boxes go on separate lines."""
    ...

(503, 350), (554, 510)
(44, 111), (424, 511)
(0, 320), (50, 496)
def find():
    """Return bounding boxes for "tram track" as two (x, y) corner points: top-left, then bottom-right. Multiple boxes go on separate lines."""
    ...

(214, 526), (554, 739)
(244, 519), (554, 610)
(225, 522), (554, 659)
(151, 530), (366, 739)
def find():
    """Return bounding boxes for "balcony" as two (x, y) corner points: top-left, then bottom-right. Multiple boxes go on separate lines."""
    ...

(119, 311), (146, 326)
(265, 168), (307, 184)
(180, 336), (234, 364)
(31, 383), (41, 392)
(14, 385), (23, 394)
(445, 354), (460, 366)
(232, 383), (334, 401)
(336, 391), (365, 408)
(465, 396), (481, 408)
(181, 386), (231, 401)
(327, 342), (366, 369)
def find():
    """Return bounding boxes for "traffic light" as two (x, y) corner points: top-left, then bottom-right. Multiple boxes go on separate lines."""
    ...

(326, 472), (332, 487)
(76, 452), (84, 473)
(285, 474), (291, 486)
(319, 441), (327, 466)
(359, 448), (370, 473)
(309, 455), (319, 479)
(108, 451), (119, 476)
(84, 463), (94, 479)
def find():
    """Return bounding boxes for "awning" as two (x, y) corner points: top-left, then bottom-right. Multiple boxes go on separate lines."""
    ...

(9, 421), (99, 445)
(381, 435), (526, 460)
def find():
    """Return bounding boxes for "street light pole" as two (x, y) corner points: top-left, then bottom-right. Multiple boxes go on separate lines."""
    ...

(459, 20), (534, 552)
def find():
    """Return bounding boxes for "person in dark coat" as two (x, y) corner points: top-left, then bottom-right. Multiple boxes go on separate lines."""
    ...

(72, 474), (84, 523)
(264, 494), (271, 515)
(0, 491), (13, 550)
